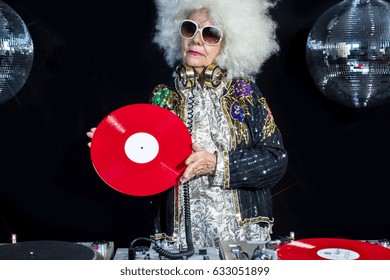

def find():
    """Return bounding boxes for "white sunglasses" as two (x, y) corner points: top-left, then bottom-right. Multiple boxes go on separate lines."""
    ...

(180, 19), (223, 45)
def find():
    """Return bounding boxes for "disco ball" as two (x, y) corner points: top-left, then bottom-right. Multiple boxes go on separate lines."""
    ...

(0, 1), (34, 105)
(306, 0), (390, 108)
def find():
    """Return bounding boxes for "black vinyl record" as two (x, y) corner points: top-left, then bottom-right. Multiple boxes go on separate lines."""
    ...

(0, 241), (100, 260)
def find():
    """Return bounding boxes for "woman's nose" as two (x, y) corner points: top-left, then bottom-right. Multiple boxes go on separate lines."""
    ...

(191, 30), (203, 45)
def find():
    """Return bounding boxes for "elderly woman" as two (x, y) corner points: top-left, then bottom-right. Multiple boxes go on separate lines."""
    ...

(149, 0), (288, 250)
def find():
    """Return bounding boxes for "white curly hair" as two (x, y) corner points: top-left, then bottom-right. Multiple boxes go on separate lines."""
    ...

(153, 0), (280, 80)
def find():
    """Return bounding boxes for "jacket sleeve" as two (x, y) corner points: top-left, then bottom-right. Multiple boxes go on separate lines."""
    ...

(228, 81), (288, 190)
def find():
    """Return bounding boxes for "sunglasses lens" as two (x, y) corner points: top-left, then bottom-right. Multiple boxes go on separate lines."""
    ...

(202, 27), (222, 45)
(181, 21), (197, 39)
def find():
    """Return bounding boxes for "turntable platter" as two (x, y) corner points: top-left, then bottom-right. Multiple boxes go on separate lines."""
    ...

(0, 240), (103, 260)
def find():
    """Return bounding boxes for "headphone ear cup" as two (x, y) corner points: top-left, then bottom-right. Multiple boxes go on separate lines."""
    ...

(204, 63), (224, 88)
(176, 64), (195, 88)
(176, 63), (225, 88)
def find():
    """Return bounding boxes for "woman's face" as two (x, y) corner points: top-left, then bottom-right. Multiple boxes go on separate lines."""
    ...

(181, 9), (222, 75)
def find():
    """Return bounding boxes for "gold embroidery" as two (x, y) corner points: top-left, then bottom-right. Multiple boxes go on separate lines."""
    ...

(174, 79), (188, 122)
(151, 233), (176, 242)
(221, 80), (252, 149)
(233, 189), (274, 227)
(258, 98), (276, 141)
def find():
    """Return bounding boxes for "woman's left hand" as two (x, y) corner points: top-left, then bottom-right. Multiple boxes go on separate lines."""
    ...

(180, 143), (217, 184)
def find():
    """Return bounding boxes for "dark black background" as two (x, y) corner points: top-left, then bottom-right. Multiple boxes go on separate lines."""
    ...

(0, 0), (389, 250)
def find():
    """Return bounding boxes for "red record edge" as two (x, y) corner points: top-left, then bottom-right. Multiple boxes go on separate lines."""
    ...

(276, 238), (390, 260)
(90, 103), (192, 196)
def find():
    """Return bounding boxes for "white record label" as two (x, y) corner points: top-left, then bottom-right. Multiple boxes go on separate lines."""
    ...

(317, 248), (360, 260)
(124, 132), (159, 164)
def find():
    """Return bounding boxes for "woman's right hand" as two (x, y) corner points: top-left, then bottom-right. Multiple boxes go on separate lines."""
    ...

(86, 127), (96, 148)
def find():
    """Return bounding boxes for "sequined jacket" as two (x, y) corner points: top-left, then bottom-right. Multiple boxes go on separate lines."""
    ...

(149, 77), (288, 239)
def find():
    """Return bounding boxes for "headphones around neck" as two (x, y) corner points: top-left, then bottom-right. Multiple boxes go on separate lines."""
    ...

(176, 63), (225, 88)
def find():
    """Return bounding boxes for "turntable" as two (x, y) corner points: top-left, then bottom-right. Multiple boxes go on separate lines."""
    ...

(0, 240), (114, 260)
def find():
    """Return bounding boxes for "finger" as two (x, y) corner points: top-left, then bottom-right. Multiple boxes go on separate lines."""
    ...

(182, 166), (193, 180)
(86, 131), (93, 138)
(86, 127), (96, 136)
(180, 173), (190, 184)
(185, 153), (197, 165)
(179, 176), (187, 184)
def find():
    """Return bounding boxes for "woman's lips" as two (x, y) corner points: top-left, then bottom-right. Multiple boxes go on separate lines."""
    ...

(188, 50), (203, 56)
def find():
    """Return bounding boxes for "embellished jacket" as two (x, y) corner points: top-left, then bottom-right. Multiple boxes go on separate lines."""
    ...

(149, 77), (288, 239)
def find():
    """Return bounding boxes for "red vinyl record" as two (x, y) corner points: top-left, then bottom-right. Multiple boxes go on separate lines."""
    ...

(90, 103), (192, 196)
(276, 238), (390, 260)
